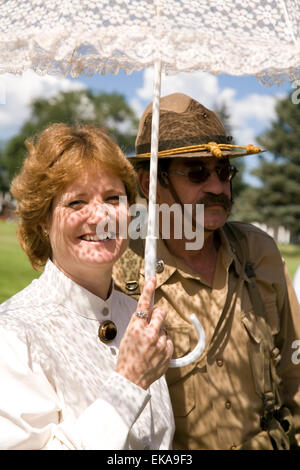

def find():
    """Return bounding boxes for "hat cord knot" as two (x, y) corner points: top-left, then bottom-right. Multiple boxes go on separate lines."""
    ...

(207, 142), (223, 158)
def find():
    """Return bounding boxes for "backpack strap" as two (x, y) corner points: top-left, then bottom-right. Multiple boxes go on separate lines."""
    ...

(223, 222), (271, 327)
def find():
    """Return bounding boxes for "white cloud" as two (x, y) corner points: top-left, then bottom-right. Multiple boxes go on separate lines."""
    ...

(225, 93), (286, 151)
(231, 94), (277, 135)
(136, 69), (220, 111)
(0, 70), (86, 140)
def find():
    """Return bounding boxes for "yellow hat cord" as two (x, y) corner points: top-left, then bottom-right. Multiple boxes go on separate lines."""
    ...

(137, 142), (261, 159)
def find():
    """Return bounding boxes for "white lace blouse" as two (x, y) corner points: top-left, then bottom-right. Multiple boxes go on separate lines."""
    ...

(0, 260), (174, 450)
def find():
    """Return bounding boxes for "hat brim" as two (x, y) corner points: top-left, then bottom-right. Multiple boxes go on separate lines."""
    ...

(129, 148), (264, 162)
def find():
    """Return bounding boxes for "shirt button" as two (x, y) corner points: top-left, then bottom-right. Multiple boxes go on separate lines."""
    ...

(125, 281), (138, 292)
(155, 258), (165, 273)
(225, 400), (232, 409)
(102, 307), (109, 316)
(216, 359), (223, 367)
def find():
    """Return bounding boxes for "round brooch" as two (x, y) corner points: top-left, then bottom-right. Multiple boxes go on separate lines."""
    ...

(98, 320), (117, 343)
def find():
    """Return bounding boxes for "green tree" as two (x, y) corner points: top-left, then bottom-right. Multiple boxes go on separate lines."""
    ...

(0, 142), (9, 194)
(235, 92), (300, 238)
(214, 102), (248, 201)
(2, 90), (138, 184)
(230, 183), (263, 224)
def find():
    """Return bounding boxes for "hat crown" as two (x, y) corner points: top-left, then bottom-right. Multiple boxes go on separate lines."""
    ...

(136, 93), (227, 155)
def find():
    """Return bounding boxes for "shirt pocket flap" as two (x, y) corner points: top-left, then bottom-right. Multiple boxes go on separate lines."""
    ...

(165, 326), (198, 384)
(241, 312), (263, 344)
(241, 301), (279, 345)
(167, 326), (191, 359)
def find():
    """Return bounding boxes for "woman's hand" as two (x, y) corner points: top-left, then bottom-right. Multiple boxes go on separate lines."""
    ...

(116, 277), (173, 390)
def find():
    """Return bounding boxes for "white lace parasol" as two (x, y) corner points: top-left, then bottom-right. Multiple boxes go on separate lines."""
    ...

(0, 0), (299, 84)
(1, 0), (299, 366)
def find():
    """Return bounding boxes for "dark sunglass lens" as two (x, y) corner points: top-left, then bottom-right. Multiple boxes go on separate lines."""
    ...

(217, 165), (237, 181)
(188, 167), (210, 183)
(229, 165), (238, 180)
(217, 166), (231, 181)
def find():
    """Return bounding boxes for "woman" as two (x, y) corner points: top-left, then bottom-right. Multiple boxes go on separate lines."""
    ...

(0, 123), (174, 450)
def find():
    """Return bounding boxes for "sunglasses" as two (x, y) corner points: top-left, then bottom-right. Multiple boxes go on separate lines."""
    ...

(166, 164), (238, 184)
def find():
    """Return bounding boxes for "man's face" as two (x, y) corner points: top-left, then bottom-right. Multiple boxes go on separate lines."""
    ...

(156, 157), (233, 232)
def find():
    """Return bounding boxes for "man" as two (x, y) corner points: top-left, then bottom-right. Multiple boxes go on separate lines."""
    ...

(113, 93), (300, 450)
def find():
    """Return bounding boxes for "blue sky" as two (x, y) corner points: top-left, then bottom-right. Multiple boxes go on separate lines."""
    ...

(0, 68), (294, 184)
(76, 70), (292, 101)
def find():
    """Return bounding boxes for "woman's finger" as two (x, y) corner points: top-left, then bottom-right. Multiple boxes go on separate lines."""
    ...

(156, 327), (168, 349)
(147, 307), (167, 335)
(133, 277), (156, 322)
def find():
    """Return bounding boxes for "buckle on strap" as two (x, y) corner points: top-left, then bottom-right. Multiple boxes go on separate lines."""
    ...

(245, 262), (255, 279)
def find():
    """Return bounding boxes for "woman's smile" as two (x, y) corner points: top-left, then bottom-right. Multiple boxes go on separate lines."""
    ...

(79, 232), (116, 242)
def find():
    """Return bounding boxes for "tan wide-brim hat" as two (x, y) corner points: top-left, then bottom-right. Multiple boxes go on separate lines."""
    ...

(130, 93), (262, 161)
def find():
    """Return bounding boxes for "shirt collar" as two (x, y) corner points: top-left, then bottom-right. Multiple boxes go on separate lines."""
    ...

(40, 260), (114, 321)
(138, 238), (177, 289)
(139, 229), (235, 288)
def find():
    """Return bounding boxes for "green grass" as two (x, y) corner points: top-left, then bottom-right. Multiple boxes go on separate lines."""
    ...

(0, 220), (299, 303)
(0, 220), (39, 303)
(278, 244), (300, 280)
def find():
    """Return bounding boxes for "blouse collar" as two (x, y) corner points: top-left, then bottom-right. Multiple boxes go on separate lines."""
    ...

(40, 260), (114, 322)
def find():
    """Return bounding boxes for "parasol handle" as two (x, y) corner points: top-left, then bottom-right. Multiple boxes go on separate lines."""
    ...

(168, 314), (206, 368)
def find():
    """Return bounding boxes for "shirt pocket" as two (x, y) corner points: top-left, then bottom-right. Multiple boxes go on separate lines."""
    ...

(165, 326), (196, 417)
(240, 301), (279, 398)
(241, 300), (280, 344)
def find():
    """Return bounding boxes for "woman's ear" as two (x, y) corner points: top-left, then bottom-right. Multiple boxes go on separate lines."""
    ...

(137, 169), (150, 199)
(40, 213), (52, 238)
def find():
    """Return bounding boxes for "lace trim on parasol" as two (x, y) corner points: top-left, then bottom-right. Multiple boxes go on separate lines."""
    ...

(0, 0), (299, 85)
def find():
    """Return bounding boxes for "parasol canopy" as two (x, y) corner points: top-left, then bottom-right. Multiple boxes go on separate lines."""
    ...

(0, 0), (299, 367)
(0, 0), (299, 84)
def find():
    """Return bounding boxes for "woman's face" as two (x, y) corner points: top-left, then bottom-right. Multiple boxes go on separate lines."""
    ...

(48, 168), (129, 280)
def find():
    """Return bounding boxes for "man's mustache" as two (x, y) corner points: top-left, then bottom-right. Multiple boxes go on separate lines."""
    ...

(197, 193), (233, 212)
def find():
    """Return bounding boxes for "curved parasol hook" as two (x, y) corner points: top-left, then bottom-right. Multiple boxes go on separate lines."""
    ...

(168, 315), (206, 368)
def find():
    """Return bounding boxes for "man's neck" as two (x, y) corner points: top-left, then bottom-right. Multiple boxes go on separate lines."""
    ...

(164, 231), (220, 284)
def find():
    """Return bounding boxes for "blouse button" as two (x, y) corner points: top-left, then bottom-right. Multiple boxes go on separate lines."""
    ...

(216, 359), (223, 367)
(102, 307), (109, 316)
(225, 400), (232, 409)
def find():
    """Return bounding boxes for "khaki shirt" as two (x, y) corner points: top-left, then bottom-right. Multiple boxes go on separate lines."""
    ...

(113, 222), (300, 450)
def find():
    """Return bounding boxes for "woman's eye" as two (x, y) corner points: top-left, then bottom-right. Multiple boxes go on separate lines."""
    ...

(68, 200), (86, 209)
(106, 195), (122, 203)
